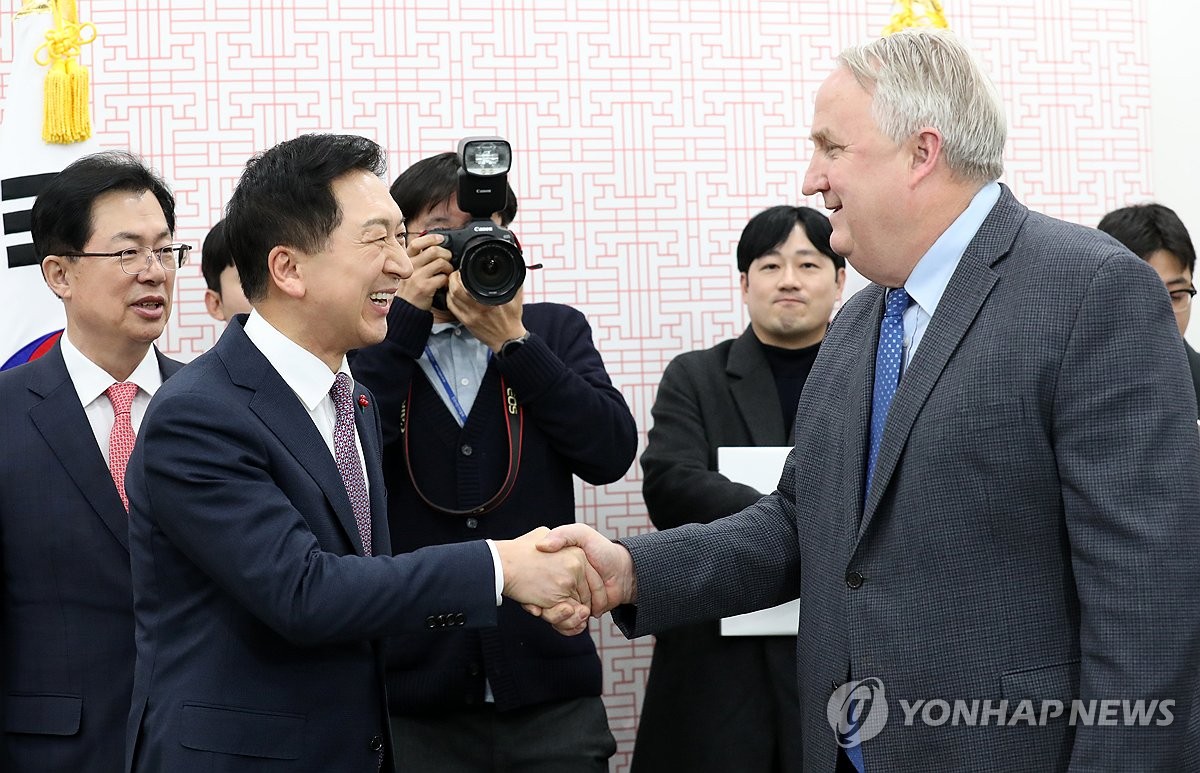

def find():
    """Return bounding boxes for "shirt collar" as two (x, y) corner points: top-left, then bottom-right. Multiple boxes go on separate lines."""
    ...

(904, 181), (1001, 318)
(60, 330), (163, 406)
(243, 311), (350, 411)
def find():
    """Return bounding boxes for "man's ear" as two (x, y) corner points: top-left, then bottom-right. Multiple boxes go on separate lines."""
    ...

(909, 127), (943, 185)
(203, 288), (226, 322)
(41, 255), (71, 300)
(267, 245), (306, 300)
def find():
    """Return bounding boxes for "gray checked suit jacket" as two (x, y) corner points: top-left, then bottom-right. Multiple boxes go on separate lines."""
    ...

(616, 185), (1200, 771)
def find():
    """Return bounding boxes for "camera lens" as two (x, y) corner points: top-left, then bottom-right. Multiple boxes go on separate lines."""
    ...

(460, 236), (525, 305)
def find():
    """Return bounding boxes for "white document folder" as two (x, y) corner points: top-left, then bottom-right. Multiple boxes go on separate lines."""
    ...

(717, 446), (800, 637)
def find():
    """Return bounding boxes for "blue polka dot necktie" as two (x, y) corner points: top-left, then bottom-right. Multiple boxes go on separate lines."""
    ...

(846, 288), (909, 772)
(844, 291), (907, 773)
(865, 287), (911, 502)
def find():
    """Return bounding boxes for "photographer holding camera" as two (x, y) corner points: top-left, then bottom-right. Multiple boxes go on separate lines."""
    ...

(351, 140), (637, 772)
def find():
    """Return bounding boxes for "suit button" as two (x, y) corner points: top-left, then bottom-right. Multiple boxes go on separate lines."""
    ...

(465, 517), (479, 529)
(437, 614), (448, 627)
(456, 613), (466, 626)
(425, 615), (436, 628)
(846, 571), (864, 589)
(369, 735), (383, 752)
(461, 444), (473, 456)
(468, 662), (481, 676)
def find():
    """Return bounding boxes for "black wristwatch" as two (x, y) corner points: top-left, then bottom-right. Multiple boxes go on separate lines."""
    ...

(497, 332), (530, 359)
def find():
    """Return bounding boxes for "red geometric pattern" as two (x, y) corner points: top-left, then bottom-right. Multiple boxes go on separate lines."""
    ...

(0, 4), (1158, 768)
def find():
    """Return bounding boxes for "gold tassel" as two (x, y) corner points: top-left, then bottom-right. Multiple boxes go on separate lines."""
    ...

(34, 0), (97, 144)
(883, 0), (950, 35)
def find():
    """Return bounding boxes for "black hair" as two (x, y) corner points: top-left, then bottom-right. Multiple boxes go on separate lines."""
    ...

(31, 150), (175, 262)
(389, 151), (518, 227)
(736, 206), (845, 274)
(1097, 203), (1197, 275)
(224, 133), (387, 302)
(200, 218), (234, 293)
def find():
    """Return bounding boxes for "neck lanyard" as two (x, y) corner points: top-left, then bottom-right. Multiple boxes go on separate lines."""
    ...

(423, 344), (471, 424)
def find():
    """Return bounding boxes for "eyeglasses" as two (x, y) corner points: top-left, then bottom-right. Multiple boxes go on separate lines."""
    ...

(1170, 287), (1197, 312)
(60, 243), (191, 275)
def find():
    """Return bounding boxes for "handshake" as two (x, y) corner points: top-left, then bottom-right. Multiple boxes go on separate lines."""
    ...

(495, 525), (636, 636)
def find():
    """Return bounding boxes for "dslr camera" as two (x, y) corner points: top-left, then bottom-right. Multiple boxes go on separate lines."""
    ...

(430, 137), (525, 307)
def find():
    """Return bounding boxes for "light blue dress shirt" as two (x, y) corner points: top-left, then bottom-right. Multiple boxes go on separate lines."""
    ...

(901, 181), (1001, 367)
(418, 322), (491, 426)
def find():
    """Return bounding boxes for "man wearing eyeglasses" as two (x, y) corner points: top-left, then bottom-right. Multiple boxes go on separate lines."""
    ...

(1098, 203), (1200, 418)
(350, 151), (636, 771)
(0, 151), (186, 772)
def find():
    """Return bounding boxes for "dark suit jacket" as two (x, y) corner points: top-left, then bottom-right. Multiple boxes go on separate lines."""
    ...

(351, 300), (637, 714)
(123, 318), (499, 772)
(1187, 343), (1200, 419)
(0, 343), (182, 773)
(616, 186), (1200, 771)
(632, 326), (801, 773)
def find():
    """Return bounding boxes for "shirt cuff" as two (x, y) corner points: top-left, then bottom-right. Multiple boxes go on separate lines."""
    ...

(485, 539), (504, 606)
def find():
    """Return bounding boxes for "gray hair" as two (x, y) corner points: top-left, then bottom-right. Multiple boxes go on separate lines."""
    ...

(837, 29), (1006, 183)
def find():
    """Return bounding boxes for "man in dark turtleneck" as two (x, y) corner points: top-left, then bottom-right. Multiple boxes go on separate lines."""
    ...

(633, 205), (845, 773)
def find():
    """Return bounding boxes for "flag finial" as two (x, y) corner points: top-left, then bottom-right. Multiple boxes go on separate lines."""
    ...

(883, 0), (949, 35)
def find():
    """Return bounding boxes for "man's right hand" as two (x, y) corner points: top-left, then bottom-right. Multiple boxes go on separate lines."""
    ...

(397, 232), (453, 311)
(495, 527), (603, 636)
(537, 524), (637, 621)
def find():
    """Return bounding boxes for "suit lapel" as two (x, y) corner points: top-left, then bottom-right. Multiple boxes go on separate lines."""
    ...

(844, 288), (884, 544)
(858, 189), (1026, 540)
(27, 346), (130, 551)
(727, 327), (787, 446)
(220, 322), (368, 556)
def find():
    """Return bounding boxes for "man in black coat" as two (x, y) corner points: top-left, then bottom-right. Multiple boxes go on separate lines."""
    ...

(633, 205), (844, 773)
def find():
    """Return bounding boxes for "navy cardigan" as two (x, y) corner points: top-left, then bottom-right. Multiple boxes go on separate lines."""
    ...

(351, 299), (637, 713)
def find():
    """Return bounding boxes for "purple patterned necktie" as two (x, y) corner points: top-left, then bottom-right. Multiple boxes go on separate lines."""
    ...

(330, 372), (372, 556)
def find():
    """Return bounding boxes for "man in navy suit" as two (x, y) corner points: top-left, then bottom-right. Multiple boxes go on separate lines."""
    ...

(545, 29), (1200, 771)
(0, 152), (186, 772)
(123, 134), (598, 773)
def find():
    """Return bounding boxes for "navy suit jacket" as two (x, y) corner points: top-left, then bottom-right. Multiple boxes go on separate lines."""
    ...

(616, 187), (1200, 771)
(124, 318), (498, 772)
(0, 343), (182, 773)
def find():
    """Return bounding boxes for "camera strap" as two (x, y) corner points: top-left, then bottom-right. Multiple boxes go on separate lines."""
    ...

(398, 376), (524, 517)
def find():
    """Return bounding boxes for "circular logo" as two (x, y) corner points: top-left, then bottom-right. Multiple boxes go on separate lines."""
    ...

(827, 677), (889, 748)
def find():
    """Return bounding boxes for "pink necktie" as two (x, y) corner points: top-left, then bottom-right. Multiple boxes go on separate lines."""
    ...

(330, 373), (373, 556)
(105, 382), (139, 511)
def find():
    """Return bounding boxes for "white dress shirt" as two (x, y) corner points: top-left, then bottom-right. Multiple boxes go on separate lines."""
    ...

(241, 312), (504, 603)
(60, 331), (163, 464)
